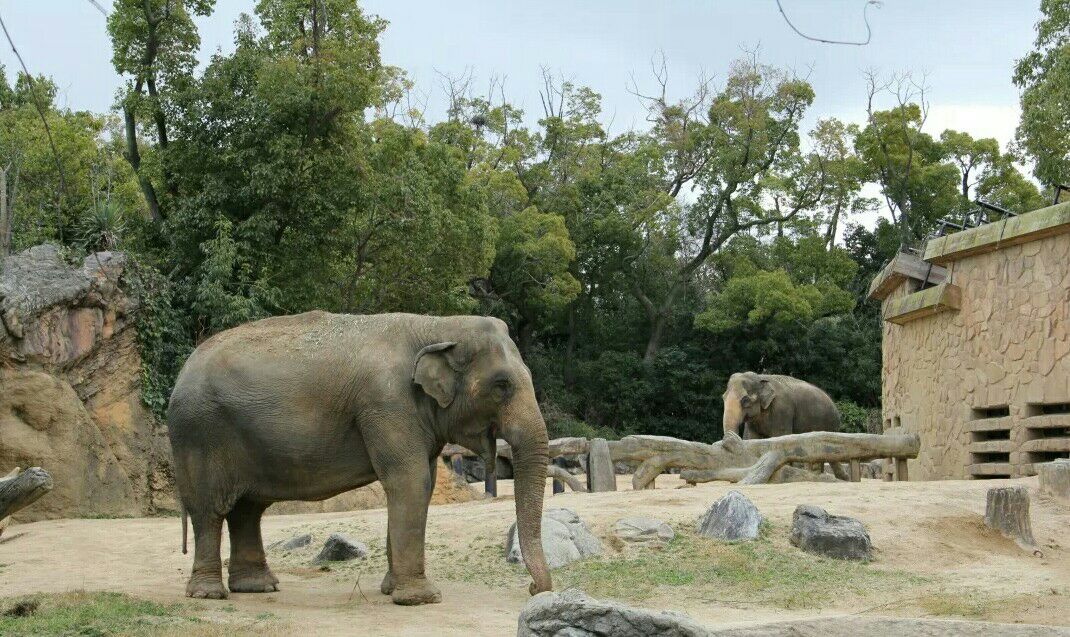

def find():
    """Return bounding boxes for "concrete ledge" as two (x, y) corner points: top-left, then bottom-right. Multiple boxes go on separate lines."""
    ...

(1020, 438), (1070, 453)
(923, 201), (1070, 265)
(966, 416), (1014, 432)
(867, 251), (947, 301)
(882, 283), (961, 325)
(968, 463), (1014, 476)
(969, 440), (1013, 453)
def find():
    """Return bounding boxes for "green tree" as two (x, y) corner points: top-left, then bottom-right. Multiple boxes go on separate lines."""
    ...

(1014, 0), (1070, 187)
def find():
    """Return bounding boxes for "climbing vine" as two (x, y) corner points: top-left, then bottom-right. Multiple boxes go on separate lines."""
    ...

(123, 259), (193, 420)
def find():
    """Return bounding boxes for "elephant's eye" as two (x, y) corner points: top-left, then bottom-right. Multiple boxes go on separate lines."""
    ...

(740, 395), (753, 406)
(491, 377), (513, 401)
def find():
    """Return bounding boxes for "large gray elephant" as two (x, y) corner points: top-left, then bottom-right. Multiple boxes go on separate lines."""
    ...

(167, 311), (551, 605)
(721, 371), (841, 440)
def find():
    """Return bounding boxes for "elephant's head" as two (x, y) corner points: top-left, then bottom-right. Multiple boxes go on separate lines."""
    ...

(411, 318), (552, 595)
(722, 372), (775, 438)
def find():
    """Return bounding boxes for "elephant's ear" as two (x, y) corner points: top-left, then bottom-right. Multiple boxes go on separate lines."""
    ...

(413, 342), (460, 408)
(758, 379), (776, 410)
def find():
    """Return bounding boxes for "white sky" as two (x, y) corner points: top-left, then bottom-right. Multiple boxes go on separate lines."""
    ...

(0, 0), (1045, 230)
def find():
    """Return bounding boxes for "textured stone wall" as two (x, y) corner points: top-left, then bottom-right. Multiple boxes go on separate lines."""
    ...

(0, 245), (175, 519)
(882, 233), (1070, 480)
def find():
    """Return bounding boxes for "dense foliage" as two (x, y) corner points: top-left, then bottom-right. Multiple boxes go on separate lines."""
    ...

(0, 0), (1057, 441)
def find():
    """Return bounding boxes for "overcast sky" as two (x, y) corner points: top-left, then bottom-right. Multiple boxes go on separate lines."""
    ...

(0, 0), (1042, 199)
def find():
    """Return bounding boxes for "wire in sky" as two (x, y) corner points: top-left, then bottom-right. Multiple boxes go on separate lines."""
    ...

(775, 0), (881, 46)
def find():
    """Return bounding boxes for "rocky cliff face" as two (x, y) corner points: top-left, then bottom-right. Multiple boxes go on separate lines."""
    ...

(0, 245), (175, 520)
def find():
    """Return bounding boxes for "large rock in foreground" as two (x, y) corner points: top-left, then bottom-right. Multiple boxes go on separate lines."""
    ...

(789, 505), (872, 560)
(518, 589), (710, 637)
(696, 490), (762, 541)
(506, 508), (602, 569)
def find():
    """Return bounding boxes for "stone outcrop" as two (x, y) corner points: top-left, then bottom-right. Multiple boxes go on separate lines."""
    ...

(0, 245), (173, 520)
(506, 508), (602, 569)
(696, 490), (762, 541)
(789, 505), (872, 560)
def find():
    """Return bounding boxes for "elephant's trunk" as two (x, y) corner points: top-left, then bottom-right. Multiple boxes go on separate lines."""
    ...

(502, 406), (552, 596)
(723, 391), (745, 439)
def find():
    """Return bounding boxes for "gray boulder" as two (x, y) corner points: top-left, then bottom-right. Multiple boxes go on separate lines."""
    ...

(613, 516), (675, 544)
(518, 589), (710, 637)
(696, 490), (762, 541)
(269, 533), (312, 551)
(789, 505), (871, 560)
(313, 533), (368, 563)
(506, 508), (602, 569)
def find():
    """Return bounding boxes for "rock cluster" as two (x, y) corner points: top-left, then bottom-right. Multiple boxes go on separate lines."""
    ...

(696, 490), (762, 541)
(789, 505), (872, 560)
(506, 508), (602, 569)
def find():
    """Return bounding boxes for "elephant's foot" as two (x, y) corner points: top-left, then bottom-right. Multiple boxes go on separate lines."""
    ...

(391, 576), (441, 606)
(228, 563), (279, 593)
(186, 573), (228, 599)
(380, 571), (395, 596)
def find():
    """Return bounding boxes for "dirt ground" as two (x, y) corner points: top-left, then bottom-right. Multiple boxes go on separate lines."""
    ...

(1, 475), (1067, 636)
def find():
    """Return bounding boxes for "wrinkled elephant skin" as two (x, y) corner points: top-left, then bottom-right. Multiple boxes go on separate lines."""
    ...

(168, 312), (552, 604)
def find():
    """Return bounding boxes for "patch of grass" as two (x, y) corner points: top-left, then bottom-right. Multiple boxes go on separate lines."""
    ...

(917, 590), (1040, 620)
(555, 525), (928, 609)
(0, 591), (195, 636)
(0, 591), (291, 637)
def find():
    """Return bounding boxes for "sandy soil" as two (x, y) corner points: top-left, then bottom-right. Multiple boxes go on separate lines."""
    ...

(1, 475), (1067, 636)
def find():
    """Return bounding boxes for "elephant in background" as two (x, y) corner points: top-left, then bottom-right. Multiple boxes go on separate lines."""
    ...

(167, 312), (551, 605)
(721, 371), (848, 479)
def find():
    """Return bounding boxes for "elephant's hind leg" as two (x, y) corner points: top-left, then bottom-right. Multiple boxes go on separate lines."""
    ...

(187, 511), (228, 599)
(226, 499), (278, 593)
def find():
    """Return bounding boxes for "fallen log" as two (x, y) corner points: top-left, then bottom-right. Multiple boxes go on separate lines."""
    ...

(547, 465), (587, 492)
(438, 430), (919, 489)
(0, 467), (54, 528)
(626, 431), (920, 489)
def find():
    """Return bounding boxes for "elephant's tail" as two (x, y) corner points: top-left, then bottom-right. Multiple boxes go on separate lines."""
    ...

(181, 507), (188, 554)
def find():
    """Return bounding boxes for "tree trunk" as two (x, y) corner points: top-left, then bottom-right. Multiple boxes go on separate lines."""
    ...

(0, 467), (53, 523)
(123, 103), (163, 224)
(642, 313), (668, 365)
(984, 486), (1035, 548)
(0, 165), (9, 258)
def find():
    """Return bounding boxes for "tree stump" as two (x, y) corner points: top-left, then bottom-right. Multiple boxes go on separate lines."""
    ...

(984, 486), (1035, 548)
(0, 467), (54, 530)
(586, 438), (616, 492)
(1038, 459), (1070, 503)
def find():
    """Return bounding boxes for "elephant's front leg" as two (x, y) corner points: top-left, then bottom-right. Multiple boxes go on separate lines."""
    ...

(381, 460), (439, 605)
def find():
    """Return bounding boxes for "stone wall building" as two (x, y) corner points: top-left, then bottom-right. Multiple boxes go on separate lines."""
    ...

(868, 201), (1070, 480)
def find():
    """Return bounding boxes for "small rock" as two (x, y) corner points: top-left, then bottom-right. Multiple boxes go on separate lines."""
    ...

(518, 589), (708, 637)
(313, 533), (368, 563)
(269, 533), (312, 551)
(506, 508), (602, 569)
(613, 516), (675, 544)
(696, 490), (762, 541)
(789, 505), (872, 560)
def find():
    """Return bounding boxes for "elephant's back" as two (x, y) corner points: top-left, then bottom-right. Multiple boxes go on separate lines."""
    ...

(781, 377), (840, 432)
